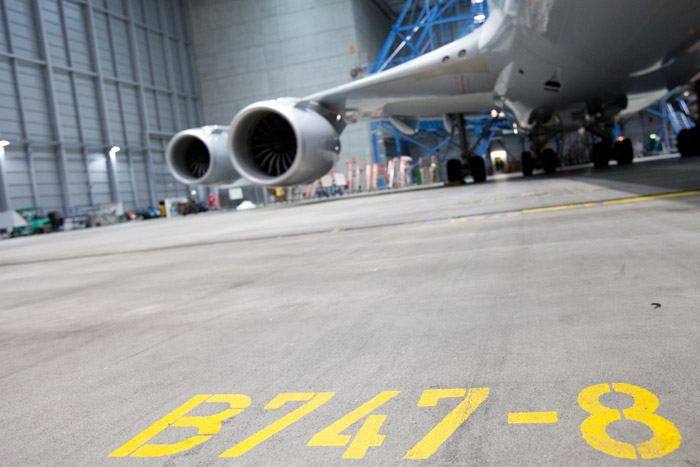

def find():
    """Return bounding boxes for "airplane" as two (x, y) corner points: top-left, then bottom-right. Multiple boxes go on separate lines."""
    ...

(166, 0), (700, 189)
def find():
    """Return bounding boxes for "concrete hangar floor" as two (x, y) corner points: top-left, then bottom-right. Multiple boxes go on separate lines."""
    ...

(1, 155), (700, 466)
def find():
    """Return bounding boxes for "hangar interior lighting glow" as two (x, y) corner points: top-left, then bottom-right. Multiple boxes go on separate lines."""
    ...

(0, 140), (9, 147)
(490, 149), (507, 167)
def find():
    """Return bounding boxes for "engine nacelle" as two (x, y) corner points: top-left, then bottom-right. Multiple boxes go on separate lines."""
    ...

(166, 125), (238, 185)
(228, 99), (340, 186)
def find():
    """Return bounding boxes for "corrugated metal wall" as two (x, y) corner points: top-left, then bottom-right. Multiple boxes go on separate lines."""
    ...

(0, 0), (201, 213)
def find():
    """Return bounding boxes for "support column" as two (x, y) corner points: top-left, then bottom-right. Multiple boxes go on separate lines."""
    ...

(124, 0), (158, 206)
(455, 113), (470, 167)
(103, 9), (138, 208)
(34, 0), (73, 208)
(158, 0), (184, 131)
(0, 145), (11, 212)
(58, 0), (95, 207)
(1, 0), (39, 207)
(85, 0), (121, 205)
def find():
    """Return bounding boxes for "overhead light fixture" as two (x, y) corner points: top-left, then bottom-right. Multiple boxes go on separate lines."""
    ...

(109, 146), (120, 160)
(0, 140), (9, 147)
(474, 14), (486, 23)
(491, 109), (499, 118)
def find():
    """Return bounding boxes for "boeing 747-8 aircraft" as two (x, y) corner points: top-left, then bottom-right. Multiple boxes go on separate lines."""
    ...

(166, 0), (700, 188)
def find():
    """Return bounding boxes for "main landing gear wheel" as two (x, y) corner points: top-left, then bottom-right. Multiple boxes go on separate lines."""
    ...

(521, 151), (534, 176)
(542, 148), (558, 174)
(446, 159), (464, 183)
(591, 142), (610, 168)
(613, 138), (634, 164)
(470, 156), (486, 183)
(678, 127), (700, 157)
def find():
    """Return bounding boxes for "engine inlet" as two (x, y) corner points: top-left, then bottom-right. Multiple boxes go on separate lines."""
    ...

(166, 126), (237, 186)
(182, 138), (210, 179)
(250, 113), (297, 176)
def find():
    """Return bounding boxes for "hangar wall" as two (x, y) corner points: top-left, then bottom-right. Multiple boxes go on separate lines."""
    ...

(0, 0), (200, 214)
(187, 0), (392, 172)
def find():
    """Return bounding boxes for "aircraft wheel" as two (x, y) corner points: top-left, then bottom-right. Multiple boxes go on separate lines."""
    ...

(678, 127), (700, 157)
(470, 156), (486, 183)
(446, 159), (464, 183)
(521, 151), (534, 176)
(614, 138), (634, 164)
(542, 148), (558, 174)
(591, 142), (610, 168)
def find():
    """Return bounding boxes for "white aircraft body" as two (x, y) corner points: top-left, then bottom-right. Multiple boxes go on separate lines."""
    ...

(166, 0), (700, 188)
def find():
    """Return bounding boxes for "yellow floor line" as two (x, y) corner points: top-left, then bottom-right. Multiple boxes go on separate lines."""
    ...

(522, 204), (583, 214)
(508, 412), (558, 424)
(602, 190), (700, 205)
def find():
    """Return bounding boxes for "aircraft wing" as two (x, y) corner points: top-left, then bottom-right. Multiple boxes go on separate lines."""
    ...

(299, 21), (498, 118)
(165, 0), (700, 189)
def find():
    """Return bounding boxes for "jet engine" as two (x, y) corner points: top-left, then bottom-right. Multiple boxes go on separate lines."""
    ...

(166, 125), (238, 185)
(228, 99), (340, 186)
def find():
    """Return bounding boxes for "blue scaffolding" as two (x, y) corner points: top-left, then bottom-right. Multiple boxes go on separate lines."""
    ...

(642, 87), (697, 154)
(372, 0), (489, 73)
(370, 0), (501, 176)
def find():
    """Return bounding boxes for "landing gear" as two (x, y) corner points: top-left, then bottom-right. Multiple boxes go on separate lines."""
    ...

(470, 155), (486, 183)
(678, 127), (700, 157)
(585, 105), (636, 167)
(612, 138), (634, 164)
(521, 151), (534, 176)
(591, 138), (633, 167)
(445, 156), (486, 183)
(446, 159), (464, 183)
(542, 148), (558, 174)
(519, 147), (559, 176)
(449, 113), (488, 184)
(520, 127), (560, 176)
(591, 142), (609, 168)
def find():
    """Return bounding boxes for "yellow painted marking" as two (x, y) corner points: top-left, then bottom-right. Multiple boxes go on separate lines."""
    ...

(490, 215), (501, 220)
(507, 212), (521, 217)
(614, 383), (681, 459)
(578, 383), (681, 459)
(330, 228), (340, 233)
(583, 202), (597, 207)
(519, 185), (599, 197)
(404, 387), (489, 460)
(508, 412), (558, 424)
(473, 216), (486, 221)
(417, 388), (466, 407)
(110, 395), (210, 457)
(579, 384), (636, 459)
(450, 218), (467, 223)
(308, 391), (400, 452)
(602, 189), (700, 205)
(220, 392), (335, 457)
(342, 415), (388, 459)
(110, 394), (251, 457)
(523, 204), (582, 214)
